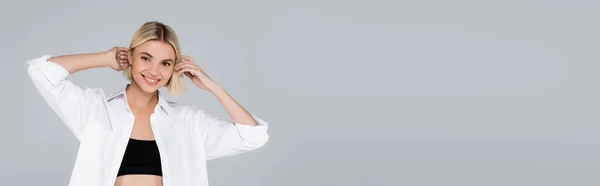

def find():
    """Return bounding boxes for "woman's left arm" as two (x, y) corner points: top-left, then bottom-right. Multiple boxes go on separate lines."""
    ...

(176, 56), (270, 160)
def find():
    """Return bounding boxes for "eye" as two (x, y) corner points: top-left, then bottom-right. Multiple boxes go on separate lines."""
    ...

(141, 56), (150, 62)
(161, 62), (172, 67)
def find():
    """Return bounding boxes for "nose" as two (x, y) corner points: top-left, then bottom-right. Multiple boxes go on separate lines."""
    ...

(147, 63), (160, 76)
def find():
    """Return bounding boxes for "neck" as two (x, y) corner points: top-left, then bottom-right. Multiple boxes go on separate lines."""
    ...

(126, 81), (159, 111)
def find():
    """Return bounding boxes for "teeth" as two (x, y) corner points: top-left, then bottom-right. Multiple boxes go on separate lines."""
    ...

(144, 76), (158, 83)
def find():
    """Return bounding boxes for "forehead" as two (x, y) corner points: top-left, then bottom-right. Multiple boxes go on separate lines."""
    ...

(135, 40), (176, 59)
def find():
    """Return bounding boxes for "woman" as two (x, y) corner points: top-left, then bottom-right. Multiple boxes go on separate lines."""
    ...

(26, 21), (270, 186)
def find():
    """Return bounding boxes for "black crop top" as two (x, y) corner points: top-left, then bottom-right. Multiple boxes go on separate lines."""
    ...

(117, 138), (163, 177)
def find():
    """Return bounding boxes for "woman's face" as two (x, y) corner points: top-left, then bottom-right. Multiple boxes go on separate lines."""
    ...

(129, 40), (177, 93)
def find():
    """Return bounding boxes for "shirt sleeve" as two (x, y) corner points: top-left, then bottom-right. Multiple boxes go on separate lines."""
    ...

(183, 106), (270, 160)
(26, 55), (104, 141)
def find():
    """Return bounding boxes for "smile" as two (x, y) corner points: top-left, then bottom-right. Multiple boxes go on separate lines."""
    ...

(142, 74), (161, 85)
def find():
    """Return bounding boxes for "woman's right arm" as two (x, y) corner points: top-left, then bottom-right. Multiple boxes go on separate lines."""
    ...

(26, 47), (130, 140)
(49, 47), (130, 74)
(49, 52), (113, 74)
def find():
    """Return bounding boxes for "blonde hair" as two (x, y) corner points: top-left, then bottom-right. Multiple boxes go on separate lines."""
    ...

(123, 21), (186, 96)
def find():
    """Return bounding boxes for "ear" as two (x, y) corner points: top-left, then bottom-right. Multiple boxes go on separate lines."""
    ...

(128, 48), (135, 65)
(128, 52), (134, 65)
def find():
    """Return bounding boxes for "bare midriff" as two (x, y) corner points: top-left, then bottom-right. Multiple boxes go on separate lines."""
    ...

(114, 175), (163, 186)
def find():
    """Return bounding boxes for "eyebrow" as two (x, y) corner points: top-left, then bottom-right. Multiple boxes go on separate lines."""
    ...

(141, 52), (154, 58)
(140, 52), (174, 63)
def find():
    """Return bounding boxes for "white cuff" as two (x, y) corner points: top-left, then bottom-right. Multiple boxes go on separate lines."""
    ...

(26, 55), (70, 87)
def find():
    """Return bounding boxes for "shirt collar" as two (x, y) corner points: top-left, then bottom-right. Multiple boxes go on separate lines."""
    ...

(106, 84), (173, 116)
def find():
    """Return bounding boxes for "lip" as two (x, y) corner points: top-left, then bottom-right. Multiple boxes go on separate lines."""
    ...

(142, 74), (161, 86)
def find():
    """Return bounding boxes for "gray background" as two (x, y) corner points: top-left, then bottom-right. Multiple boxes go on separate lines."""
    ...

(1, 0), (600, 185)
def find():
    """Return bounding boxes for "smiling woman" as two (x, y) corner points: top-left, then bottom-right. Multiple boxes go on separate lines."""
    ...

(25, 21), (270, 186)
(122, 22), (185, 96)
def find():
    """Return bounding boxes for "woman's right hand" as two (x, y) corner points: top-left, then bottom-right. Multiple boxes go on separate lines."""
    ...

(106, 47), (131, 71)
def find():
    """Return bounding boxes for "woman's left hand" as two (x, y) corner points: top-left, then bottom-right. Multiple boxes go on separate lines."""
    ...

(175, 55), (218, 91)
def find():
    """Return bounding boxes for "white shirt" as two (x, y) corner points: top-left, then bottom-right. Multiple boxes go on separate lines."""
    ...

(25, 55), (270, 186)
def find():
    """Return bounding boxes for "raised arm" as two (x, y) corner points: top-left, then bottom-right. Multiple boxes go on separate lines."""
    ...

(175, 55), (270, 160)
(25, 47), (130, 140)
(48, 47), (129, 74)
(183, 104), (270, 161)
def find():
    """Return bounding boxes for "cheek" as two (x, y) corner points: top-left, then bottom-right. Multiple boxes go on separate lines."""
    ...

(130, 59), (142, 72)
(161, 68), (174, 79)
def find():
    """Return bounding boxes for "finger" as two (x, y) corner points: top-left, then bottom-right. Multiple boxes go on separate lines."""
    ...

(177, 60), (196, 67)
(184, 71), (195, 79)
(174, 62), (190, 71)
(174, 60), (187, 68)
(177, 63), (205, 75)
(179, 58), (188, 65)
(117, 53), (127, 60)
(175, 63), (199, 72)
(181, 62), (200, 68)
(119, 60), (129, 67)
(181, 56), (194, 63)
(177, 67), (197, 76)
(118, 48), (128, 54)
(176, 66), (191, 74)
(175, 58), (191, 65)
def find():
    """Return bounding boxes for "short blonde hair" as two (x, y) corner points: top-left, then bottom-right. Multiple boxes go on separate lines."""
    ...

(123, 21), (186, 96)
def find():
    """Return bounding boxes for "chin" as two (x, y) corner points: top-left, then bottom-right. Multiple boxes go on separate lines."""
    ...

(139, 83), (161, 93)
